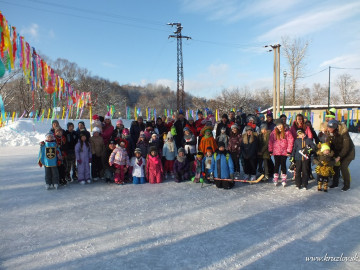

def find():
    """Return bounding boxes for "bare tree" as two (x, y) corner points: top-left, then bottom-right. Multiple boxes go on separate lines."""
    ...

(311, 83), (328, 105)
(335, 73), (359, 104)
(282, 36), (309, 105)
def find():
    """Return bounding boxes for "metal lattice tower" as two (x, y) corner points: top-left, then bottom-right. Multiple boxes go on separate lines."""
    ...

(168, 23), (191, 111)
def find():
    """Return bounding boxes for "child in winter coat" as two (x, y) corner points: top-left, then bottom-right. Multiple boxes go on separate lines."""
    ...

(109, 139), (130, 185)
(38, 133), (62, 190)
(202, 147), (214, 183)
(54, 127), (68, 186)
(216, 127), (229, 149)
(122, 128), (135, 158)
(90, 127), (105, 181)
(146, 146), (164, 184)
(268, 120), (294, 187)
(173, 147), (190, 183)
(148, 133), (162, 156)
(130, 148), (146, 184)
(136, 133), (149, 158)
(227, 124), (242, 176)
(199, 126), (218, 154)
(191, 152), (204, 183)
(64, 122), (78, 182)
(75, 132), (92, 184)
(209, 142), (235, 189)
(162, 132), (177, 179)
(313, 143), (335, 192)
(241, 126), (258, 181)
(257, 124), (271, 180)
(291, 129), (316, 190)
(103, 140), (116, 183)
(183, 127), (197, 163)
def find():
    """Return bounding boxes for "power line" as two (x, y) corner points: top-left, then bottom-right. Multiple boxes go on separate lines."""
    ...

(191, 38), (264, 48)
(299, 68), (328, 78)
(331, 67), (360, 70)
(0, 0), (169, 33)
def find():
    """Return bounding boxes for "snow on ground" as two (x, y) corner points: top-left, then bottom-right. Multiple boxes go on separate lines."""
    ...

(0, 120), (360, 270)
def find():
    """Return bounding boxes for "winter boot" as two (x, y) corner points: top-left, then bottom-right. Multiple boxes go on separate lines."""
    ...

(45, 184), (51, 190)
(281, 173), (287, 187)
(318, 179), (323, 191)
(323, 179), (328, 192)
(250, 175), (256, 181)
(53, 184), (58, 190)
(273, 173), (279, 186)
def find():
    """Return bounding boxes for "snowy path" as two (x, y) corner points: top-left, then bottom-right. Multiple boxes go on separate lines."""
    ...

(1, 146), (360, 270)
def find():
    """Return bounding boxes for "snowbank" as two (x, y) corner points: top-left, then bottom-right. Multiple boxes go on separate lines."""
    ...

(0, 119), (133, 147)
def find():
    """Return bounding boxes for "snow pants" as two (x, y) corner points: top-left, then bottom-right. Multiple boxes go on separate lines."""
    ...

(295, 159), (310, 188)
(65, 153), (77, 179)
(91, 155), (103, 179)
(77, 162), (90, 182)
(114, 164), (126, 184)
(175, 171), (189, 183)
(164, 160), (175, 173)
(148, 172), (162, 184)
(45, 166), (59, 185)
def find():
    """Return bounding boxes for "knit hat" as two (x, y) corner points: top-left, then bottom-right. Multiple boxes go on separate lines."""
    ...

(221, 113), (228, 120)
(244, 126), (253, 132)
(320, 143), (330, 152)
(139, 132), (146, 138)
(116, 119), (123, 125)
(217, 141), (226, 148)
(45, 133), (55, 141)
(149, 146), (157, 153)
(122, 128), (130, 136)
(259, 113), (265, 119)
(325, 108), (336, 119)
(178, 147), (185, 154)
(274, 119), (282, 126)
(196, 152), (204, 158)
(134, 148), (142, 154)
(296, 129), (305, 135)
(206, 146), (213, 153)
(231, 124), (239, 130)
(247, 115), (256, 122)
(92, 114), (99, 120)
(327, 119), (338, 129)
(260, 123), (267, 130)
(201, 125), (213, 135)
(221, 127), (226, 131)
(166, 131), (173, 140)
(92, 127), (101, 134)
(104, 111), (111, 120)
(266, 110), (273, 118)
(183, 127), (190, 132)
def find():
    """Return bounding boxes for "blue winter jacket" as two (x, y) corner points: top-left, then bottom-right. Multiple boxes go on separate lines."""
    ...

(38, 141), (61, 167)
(209, 151), (234, 179)
(162, 142), (177, 161)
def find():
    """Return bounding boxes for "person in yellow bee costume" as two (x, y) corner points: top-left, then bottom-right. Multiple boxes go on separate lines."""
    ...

(313, 143), (335, 192)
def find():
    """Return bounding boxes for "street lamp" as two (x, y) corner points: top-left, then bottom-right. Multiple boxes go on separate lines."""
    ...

(282, 70), (287, 114)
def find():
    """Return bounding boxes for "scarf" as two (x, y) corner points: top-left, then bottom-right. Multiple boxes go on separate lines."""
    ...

(177, 155), (186, 163)
(166, 140), (175, 152)
(136, 157), (143, 166)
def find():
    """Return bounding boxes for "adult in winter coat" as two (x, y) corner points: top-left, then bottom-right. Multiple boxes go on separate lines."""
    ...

(240, 126), (258, 181)
(156, 117), (169, 147)
(185, 117), (198, 137)
(130, 116), (146, 145)
(209, 142), (235, 189)
(75, 132), (92, 184)
(64, 122), (78, 181)
(49, 119), (64, 134)
(290, 114), (313, 140)
(327, 120), (355, 191)
(216, 114), (230, 137)
(90, 127), (105, 181)
(173, 147), (190, 182)
(174, 110), (188, 148)
(195, 110), (206, 144)
(227, 124), (242, 175)
(268, 120), (294, 186)
(146, 146), (163, 184)
(102, 114), (115, 146)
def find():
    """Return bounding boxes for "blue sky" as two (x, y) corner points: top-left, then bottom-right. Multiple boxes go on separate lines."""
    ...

(2, 0), (360, 98)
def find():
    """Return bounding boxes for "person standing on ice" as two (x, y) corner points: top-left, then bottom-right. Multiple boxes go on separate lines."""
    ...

(76, 121), (90, 141)
(209, 141), (235, 189)
(240, 126), (258, 181)
(130, 148), (146, 184)
(64, 122), (78, 182)
(173, 147), (190, 183)
(38, 133), (62, 190)
(90, 127), (105, 181)
(268, 120), (294, 187)
(109, 139), (130, 185)
(75, 132), (92, 184)
(146, 146), (164, 184)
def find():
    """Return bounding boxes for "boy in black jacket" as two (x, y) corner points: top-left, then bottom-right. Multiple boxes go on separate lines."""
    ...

(291, 129), (316, 190)
(64, 122), (78, 182)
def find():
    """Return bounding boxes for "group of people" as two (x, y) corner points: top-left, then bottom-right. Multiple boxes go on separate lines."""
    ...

(38, 107), (355, 192)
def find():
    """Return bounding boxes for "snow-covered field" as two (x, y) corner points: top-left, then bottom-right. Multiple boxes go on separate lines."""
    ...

(1, 120), (360, 270)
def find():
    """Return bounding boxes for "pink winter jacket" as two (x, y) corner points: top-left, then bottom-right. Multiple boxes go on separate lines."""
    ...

(268, 130), (294, 156)
(109, 146), (130, 166)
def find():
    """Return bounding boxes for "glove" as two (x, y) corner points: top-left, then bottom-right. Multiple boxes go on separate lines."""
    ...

(201, 172), (205, 178)
(77, 160), (82, 165)
(230, 174), (234, 180)
(289, 156), (294, 163)
(38, 161), (43, 167)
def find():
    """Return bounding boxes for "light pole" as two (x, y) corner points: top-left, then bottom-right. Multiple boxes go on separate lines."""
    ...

(282, 70), (287, 114)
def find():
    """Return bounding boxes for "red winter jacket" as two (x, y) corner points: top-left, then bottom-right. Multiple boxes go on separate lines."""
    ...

(268, 129), (294, 156)
(102, 122), (114, 145)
